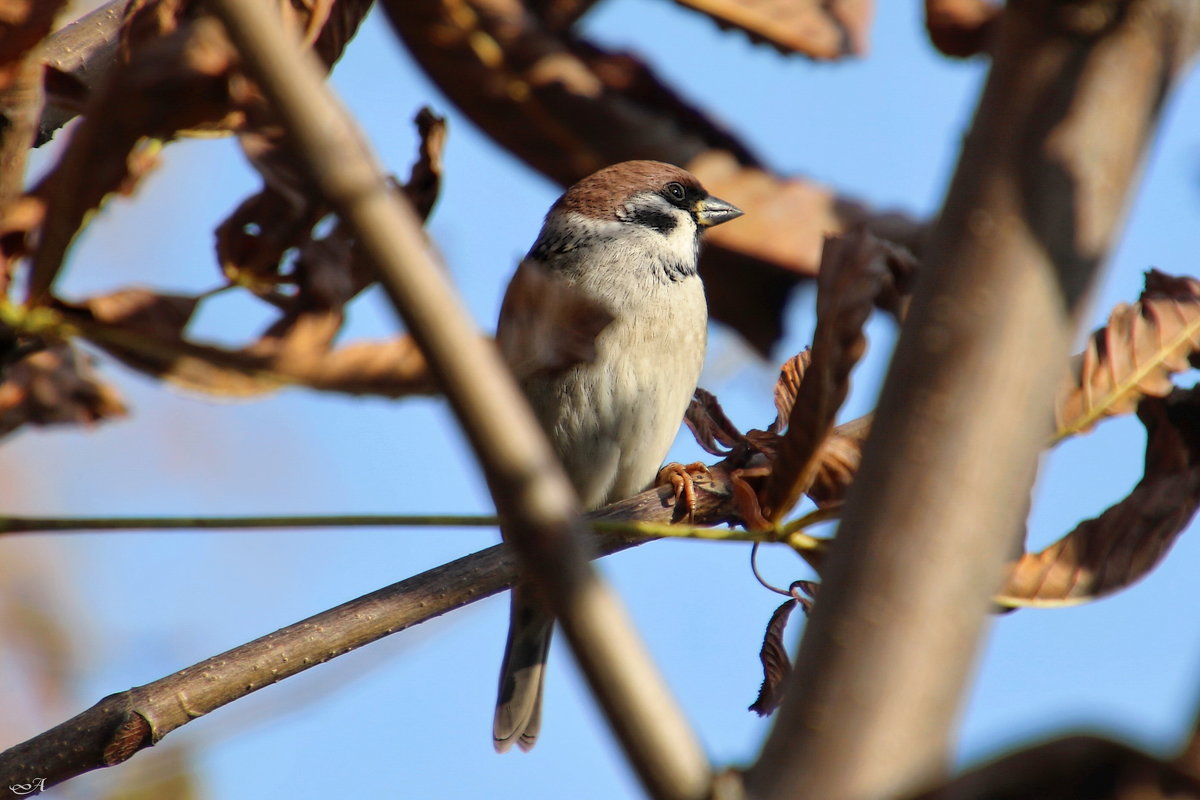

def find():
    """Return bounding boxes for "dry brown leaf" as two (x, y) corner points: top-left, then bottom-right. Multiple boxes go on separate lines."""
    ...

(684, 387), (748, 456)
(1001, 388), (1200, 608)
(72, 287), (201, 336)
(27, 17), (239, 302)
(748, 594), (800, 717)
(58, 292), (441, 398)
(806, 422), (868, 507)
(671, 0), (872, 58)
(218, 109), (442, 303)
(1055, 269), (1200, 441)
(268, 335), (436, 396)
(526, 0), (602, 31)
(0, 190), (43, 291)
(925, 0), (1001, 58)
(0, 0), (67, 91)
(0, 342), (125, 439)
(770, 349), (811, 434)
(760, 229), (887, 524)
(404, 107), (446, 221)
(909, 735), (1200, 800)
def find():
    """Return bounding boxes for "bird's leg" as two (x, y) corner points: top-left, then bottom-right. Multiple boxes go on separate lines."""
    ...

(655, 462), (711, 522)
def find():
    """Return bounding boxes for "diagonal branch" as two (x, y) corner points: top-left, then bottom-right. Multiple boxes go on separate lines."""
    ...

(0, 467), (741, 792)
(204, 2), (712, 798)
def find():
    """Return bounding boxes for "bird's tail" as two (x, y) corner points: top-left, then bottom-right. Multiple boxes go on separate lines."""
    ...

(493, 583), (554, 752)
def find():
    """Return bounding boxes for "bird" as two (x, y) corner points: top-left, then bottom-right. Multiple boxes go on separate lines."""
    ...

(492, 160), (743, 752)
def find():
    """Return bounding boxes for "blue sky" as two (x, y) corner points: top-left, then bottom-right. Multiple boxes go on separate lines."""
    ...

(9, 2), (1200, 798)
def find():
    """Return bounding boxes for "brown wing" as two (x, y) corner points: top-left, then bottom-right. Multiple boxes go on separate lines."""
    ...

(496, 259), (615, 380)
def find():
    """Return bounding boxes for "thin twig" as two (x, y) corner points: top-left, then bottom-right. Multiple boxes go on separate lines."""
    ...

(203, 4), (713, 797)
(0, 514), (498, 534)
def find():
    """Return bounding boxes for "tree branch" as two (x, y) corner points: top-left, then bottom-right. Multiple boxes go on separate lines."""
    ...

(746, 2), (1200, 798)
(35, 0), (129, 146)
(0, 467), (740, 792)
(204, 2), (713, 798)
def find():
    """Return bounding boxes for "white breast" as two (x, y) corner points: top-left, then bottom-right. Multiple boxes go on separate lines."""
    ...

(516, 259), (707, 510)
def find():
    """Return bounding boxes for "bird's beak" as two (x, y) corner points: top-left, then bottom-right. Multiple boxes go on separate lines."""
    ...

(694, 195), (744, 228)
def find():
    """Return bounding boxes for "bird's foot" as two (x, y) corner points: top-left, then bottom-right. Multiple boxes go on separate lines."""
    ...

(655, 462), (710, 522)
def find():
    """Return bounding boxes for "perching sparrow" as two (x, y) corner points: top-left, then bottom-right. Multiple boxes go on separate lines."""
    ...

(493, 160), (742, 752)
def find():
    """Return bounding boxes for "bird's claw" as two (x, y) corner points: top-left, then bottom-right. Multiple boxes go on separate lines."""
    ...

(655, 461), (710, 522)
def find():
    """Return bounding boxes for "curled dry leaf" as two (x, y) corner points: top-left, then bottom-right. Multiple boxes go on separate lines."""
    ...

(0, 193), (44, 292)
(218, 108), (443, 302)
(684, 387), (749, 456)
(874, 238), (919, 321)
(806, 421), (868, 507)
(27, 17), (239, 302)
(0, 0), (67, 91)
(770, 349), (811, 434)
(403, 107), (447, 221)
(907, 735), (1200, 800)
(1000, 388), (1200, 608)
(526, 0), (602, 31)
(749, 595), (799, 717)
(925, 0), (1002, 58)
(670, 0), (872, 58)
(1055, 270), (1200, 442)
(497, 260), (615, 379)
(59, 294), (440, 399)
(0, 342), (125, 439)
(122, 0), (371, 70)
(760, 229), (887, 524)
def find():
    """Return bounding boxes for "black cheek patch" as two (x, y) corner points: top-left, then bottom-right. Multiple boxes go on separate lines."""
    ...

(626, 206), (678, 235)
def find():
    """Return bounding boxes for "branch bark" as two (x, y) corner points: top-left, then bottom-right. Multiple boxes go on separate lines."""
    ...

(205, 2), (713, 798)
(0, 468), (740, 792)
(746, 2), (1200, 799)
(35, 0), (129, 146)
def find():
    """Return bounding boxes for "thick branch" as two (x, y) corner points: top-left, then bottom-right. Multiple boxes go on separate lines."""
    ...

(35, 0), (128, 145)
(205, 3), (712, 798)
(747, 2), (1200, 799)
(0, 470), (739, 792)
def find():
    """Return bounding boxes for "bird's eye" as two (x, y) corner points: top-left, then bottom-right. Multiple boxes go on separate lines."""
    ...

(665, 182), (686, 200)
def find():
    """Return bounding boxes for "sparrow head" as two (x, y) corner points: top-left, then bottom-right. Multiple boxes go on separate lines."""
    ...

(528, 161), (743, 282)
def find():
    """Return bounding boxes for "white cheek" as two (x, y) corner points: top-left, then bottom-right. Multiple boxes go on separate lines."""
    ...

(662, 214), (700, 261)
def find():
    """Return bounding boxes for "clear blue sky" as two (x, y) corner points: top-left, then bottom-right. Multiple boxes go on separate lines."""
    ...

(11, 3), (1200, 798)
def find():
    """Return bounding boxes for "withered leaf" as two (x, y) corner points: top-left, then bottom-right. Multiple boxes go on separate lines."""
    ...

(403, 107), (446, 221)
(218, 109), (441, 303)
(749, 595), (799, 717)
(71, 286), (199, 334)
(497, 260), (615, 380)
(1055, 270), (1200, 441)
(806, 421), (868, 507)
(684, 387), (748, 456)
(671, 0), (871, 58)
(28, 17), (238, 302)
(770, 349), (811, 434)
(62, 296), (440, 399)
(925, 0), (1002, 58)
(1000, 388), (1200, 607)
(908, 735), (1200, 800)
(0, 0), (67, 91)
(0, 342), (125, 439)
(759, 230), (887, 525)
